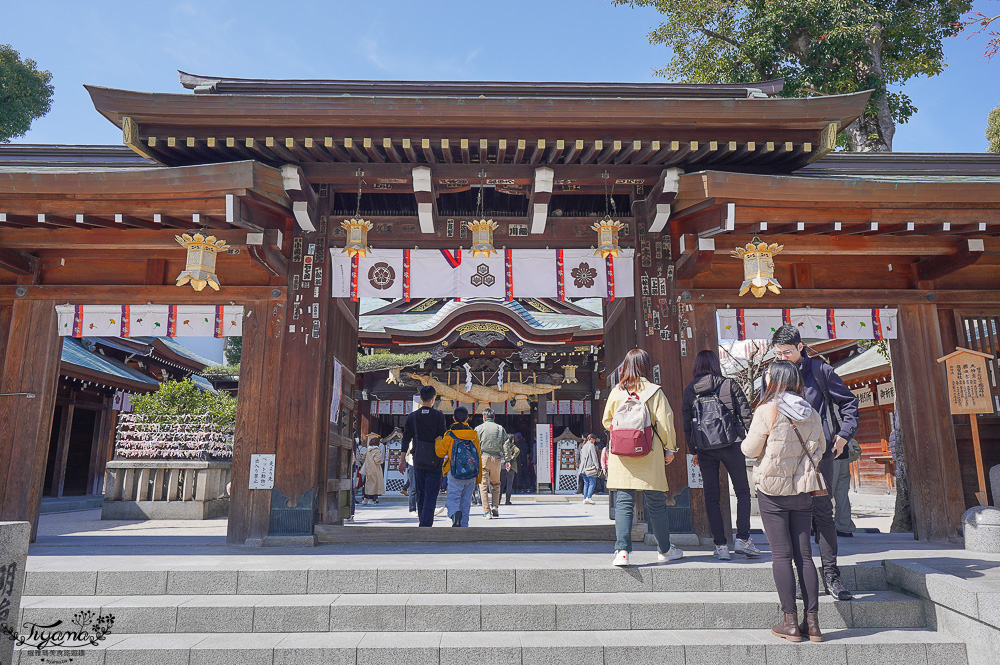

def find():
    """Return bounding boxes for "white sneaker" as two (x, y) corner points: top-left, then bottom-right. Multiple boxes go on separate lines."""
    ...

(714, 544), (732, 560)
(657, 545), (684, 563)
(583, 498), (596, 505)
(613, 550), (629, 567)
(434, 507), (446, 516)
(344, 516), (354, 524)
(735, 537), (763, 558)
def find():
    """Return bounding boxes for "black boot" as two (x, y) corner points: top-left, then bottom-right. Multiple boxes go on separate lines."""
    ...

(824, 574), (853, 600)
(452, 511), (462, 527)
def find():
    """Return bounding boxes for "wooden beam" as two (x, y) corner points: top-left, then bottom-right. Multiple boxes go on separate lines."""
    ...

(546, 139), (565, 164)
(596, 140), (620, 165)
(579, 140), (602, 165)
(420, 139), (436, 163)
(644, 168), (681, 233)
(343, 138), (368, 163)
(496, 139), (508, 164)
(402, 139), (418, 163)
(121, 116), (154, 160)
(265, 137), (298, 162)
(563, 140), (583, 164)
(675, 236), (715, 280)
(412, 165), (436, 233)
(631, 140), (659, 165)
(0, 285), (286, 304)
(806, 122), (839, 164)
(478, 139), (489, 164)
(512, 139), (526, 165)
(915, 239), (986, 281)
(529, 167), (554, 234)
(663, 141), (697, 166)
(440, 139), (454, 164)
(382, 138), (403, 163)
(247, 229), (288, 277)
(0, 247), (37, 276)
(280, 165), (318, 232)
(681, 288), (1000, 307)
(671, 200), (734, 237)
(528, 139), (546, 165)
(459, 138), (470, 164)
(614, 140), (641, 165)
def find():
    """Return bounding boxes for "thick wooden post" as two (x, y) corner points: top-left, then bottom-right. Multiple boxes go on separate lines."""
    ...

(52, 402), (75, 497)
(889, 303), (965, 541)
(0, 299), (63, 540)
(227, 300), (284, 545)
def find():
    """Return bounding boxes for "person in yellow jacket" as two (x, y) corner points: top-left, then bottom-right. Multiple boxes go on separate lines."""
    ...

(602, 348), (682, 567)
(435, 407), (482, 527)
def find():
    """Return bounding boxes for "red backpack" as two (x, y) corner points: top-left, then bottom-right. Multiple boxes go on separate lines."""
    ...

(609, 390), (654, 457)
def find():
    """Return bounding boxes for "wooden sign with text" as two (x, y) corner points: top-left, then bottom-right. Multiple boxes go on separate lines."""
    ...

(937, 348), (994, 415)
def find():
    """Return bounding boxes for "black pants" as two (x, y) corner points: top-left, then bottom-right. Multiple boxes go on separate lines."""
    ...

(413, 468), (443, 527)
(814, 457), (839, 579)
(697, 444), (752, 546)
(500, 466), (515, 503)
(759, 492), (819, 614)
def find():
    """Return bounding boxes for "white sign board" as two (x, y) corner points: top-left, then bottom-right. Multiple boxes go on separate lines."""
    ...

(686, 454), (704, 489)
(535, 424), (553, 489)
(877, 382), (896, 405)
(249, 454), (275, 490)
(851, 386), (876, 409)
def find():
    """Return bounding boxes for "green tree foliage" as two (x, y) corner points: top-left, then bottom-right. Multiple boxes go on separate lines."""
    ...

(0, 44), (54, 142)
(224, 336), (243, 365)
(131, 378), (238, 432)
(357, 351), (431, 374)
(988, 103), (1000, 152)
(615, 0), (971, 151)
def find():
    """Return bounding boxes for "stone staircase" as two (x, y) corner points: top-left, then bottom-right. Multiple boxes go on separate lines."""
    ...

(16, 560), (967, 665)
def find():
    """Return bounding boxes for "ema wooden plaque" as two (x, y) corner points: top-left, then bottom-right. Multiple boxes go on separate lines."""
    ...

(937, 348), (994, 415)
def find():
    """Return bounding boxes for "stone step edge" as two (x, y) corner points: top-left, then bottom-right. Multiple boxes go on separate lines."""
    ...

(11, 628), (968, 665)
(23, 563), (890, 596)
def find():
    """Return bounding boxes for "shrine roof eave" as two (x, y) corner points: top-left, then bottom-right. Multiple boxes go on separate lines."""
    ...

(677, 170), (1000, 207)
(178, 71), (787, 98)
(85, 85), (871, 134)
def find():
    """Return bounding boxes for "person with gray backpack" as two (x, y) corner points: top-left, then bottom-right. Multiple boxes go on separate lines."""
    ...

(681, 350), (759, 560)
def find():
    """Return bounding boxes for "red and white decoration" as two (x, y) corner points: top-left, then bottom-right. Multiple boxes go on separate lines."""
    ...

(56, 304), (244, 338)
(717, 308), (898, 341)
(332, 248), (634, 301)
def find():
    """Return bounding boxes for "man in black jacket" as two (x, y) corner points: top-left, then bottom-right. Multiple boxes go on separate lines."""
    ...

(771, 325), (859, 601)
(401, 385), (447, 527)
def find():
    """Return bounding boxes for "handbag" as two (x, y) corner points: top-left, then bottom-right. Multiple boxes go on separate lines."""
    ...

(786, 416), (829, 497)
(846, 438), (862, 464)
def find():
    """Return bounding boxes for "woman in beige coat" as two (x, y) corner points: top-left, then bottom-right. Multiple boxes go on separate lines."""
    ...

(742, 360), (826, 643)
(602, 348), (681, 567)
(362, 434), (385, 505)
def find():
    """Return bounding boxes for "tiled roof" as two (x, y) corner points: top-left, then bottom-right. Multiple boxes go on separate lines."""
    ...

(360, 298), (600, 334)
(61, 338), (160, 387)
(190, 374), (219, 394)
(132, 336), (215, 368)
(833, 346), (890, 379)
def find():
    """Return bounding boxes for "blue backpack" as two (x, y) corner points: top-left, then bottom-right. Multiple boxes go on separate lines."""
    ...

(447, 431), (480, 480)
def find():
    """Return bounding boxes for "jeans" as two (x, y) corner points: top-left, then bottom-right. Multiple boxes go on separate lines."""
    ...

(446, 475), (477, 526)
(614, 489), (673, 554)
(500, 466), (515, 503)
(697, 444), (752, 545)
(406, 467), (417, 512)
(830, 458), (856, 533)
(813, 458), (840, 579)
(582, 474), (597, 499)
(759, 492), (819, 614)
(413, 468), (443, 527)
(480, 454), (502, 510)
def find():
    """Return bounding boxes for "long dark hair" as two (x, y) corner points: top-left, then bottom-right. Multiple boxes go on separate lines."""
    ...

(617, 348), (652, 393)
(693, 350), (722, 378)
(758, 360), (804, 405)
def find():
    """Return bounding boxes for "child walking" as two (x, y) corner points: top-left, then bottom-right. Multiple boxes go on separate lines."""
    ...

(435, 407), (482, 527)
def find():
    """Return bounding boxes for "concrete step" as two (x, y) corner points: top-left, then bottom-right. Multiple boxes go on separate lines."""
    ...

(23, 562), (889, 596)
(19, 590), (924, 634)
(13, 629), (968, 665)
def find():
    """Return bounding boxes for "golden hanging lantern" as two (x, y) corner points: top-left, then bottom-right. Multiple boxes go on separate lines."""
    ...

(731, 235), (784, 298)
(562, 365), (578, 384)
(591, 218), (625, 258)
(175, 232), (229, 291)
(468, 219), (499, 257)
(341, 218), (374, 258)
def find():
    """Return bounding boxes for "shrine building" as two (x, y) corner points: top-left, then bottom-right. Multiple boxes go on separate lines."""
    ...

(0, 73), (998, 544)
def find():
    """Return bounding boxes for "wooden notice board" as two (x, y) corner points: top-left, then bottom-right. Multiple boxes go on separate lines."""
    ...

(937, 347), (996, 505)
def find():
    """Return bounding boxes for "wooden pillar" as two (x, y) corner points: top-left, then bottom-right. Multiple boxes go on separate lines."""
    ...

(51, 402), (75, 497)
(0, 299), (63, 540)
(888, 303), (965, 541)
(227, 300), (284, 545)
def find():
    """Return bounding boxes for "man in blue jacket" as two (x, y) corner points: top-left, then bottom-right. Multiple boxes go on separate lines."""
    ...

(770, 325), (859, 601)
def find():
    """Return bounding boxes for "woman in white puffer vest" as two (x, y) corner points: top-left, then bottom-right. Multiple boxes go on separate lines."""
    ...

(742, 360), (827, 644)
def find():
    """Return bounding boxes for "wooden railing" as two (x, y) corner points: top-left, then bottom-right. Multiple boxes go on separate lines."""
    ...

(102, 460), (231, 520)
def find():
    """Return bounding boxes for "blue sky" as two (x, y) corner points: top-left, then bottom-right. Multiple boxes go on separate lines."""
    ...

(4, 0), (997, 152)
